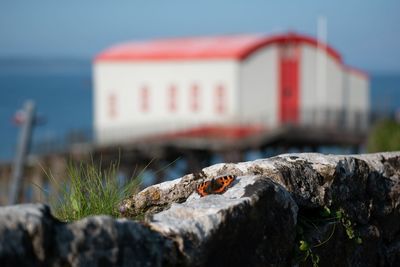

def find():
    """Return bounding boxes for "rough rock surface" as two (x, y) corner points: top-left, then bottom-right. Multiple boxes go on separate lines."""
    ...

(1, 152), (400, 266)
(0, 204), (178, 266)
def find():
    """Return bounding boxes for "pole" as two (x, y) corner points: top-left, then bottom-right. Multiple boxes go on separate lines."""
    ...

(8, 100), (36, 205)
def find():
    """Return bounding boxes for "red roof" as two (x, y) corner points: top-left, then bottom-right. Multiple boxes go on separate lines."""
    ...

(344, 66), (369, 80)
(95, 32), (342, 63)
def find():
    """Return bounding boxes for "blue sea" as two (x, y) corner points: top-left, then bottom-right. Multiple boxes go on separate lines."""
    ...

(1, 59), (400, 162)
(0, 59), (92, 162)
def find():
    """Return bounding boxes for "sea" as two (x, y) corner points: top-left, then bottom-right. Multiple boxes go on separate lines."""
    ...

(1, 59), (400, 163)
(0, 59), (92, 163)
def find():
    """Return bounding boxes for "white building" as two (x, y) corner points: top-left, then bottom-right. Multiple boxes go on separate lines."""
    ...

(93, 32), (369, 145)
(344, 68), (370, 130)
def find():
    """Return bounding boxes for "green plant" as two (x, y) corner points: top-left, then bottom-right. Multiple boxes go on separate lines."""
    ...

(335, 208), (363, 244)
(367, 119), (400, 152)
(298, 240), (320, 267)
(295, 206), (362, 266)
(40, 159), (140, 222)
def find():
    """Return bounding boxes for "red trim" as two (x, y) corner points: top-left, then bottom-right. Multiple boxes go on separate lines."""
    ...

(140, 86), (149, 112)
(343, 65), (369, 80)
(190, 84), (199, 112)
(108, 93), (117, 118)
(168, 84), (177, 112)
(279, 44), (300, 124)
(215, 84), (226, 114)
(159, 124), (265, 139)
(95, 32), (342, 63)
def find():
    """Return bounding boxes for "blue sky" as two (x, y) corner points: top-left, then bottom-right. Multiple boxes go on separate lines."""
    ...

(1, 0), (399, 72)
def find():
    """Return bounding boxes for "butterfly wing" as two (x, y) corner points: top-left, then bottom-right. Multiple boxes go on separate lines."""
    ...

(196, 181), (211, 197)
(212, 175), (236, 194)
(196, 175), (236, 197)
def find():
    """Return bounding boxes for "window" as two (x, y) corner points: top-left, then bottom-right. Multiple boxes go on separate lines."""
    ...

(190, 84), (199, 112)
(215, 84), (226, 114)
(108, 93), (117, 119)
(168, 84), (177, 112)
(140, 86), (150, 112)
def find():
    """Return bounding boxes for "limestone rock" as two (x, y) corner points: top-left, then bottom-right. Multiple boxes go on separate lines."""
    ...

(0, 204), (55, 266)
(149, 176), (298, 266)
(0, 152), (399, 266)
(0, 204), (178, 266)
(119, 152), (400, 266)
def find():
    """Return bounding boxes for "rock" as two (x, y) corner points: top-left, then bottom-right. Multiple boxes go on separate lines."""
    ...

(150, 177), (298, 266)
(0, 204), (178, 267)
(121, 152), (400, 266)
(54, 216), (179, 267)
(0, 204), (55, 266)
(0, 152), (399, 266)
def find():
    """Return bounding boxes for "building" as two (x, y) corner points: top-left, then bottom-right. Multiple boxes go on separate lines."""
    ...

(93, 32), (369, 145)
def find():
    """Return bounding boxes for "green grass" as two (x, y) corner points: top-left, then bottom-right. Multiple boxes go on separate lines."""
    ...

(42, 159), (141, 222)
(367, 119), (400, 152)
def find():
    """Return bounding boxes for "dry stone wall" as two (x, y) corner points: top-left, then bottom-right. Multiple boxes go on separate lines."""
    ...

(0, 152), (399, 266)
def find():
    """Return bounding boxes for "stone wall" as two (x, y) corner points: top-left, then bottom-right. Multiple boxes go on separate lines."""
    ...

(0, 152), (399, 266)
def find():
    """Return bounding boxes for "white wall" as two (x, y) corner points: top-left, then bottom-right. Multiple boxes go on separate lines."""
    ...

(300, 45), (317, 125)
(94, 60), (238, 144)
(326, 54), (345, 126)
(238, 45), (279, 127)
(345, 71), (370, 130)
(300, 44), (344, 126)
(94, 41), (370, 145)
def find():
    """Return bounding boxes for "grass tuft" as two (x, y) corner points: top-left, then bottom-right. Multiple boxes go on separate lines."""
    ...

(44, 158), (140, 222)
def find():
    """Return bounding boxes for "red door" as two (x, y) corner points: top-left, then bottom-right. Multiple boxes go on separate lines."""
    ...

(279, 44), (300, 124)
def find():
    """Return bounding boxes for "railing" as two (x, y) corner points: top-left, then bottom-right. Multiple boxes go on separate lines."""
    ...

(295, 108), (369, 131)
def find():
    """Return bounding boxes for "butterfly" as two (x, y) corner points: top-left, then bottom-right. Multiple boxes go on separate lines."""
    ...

(196, 175), (236, 197)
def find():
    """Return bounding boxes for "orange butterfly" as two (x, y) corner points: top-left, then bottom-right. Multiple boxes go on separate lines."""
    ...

(196, 175), (236, 197)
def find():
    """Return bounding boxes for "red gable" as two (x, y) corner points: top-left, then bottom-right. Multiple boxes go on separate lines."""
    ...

(95, 32), (342, 63)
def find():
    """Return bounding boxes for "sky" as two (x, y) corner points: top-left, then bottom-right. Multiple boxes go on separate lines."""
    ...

(0, 0), (400, 73)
